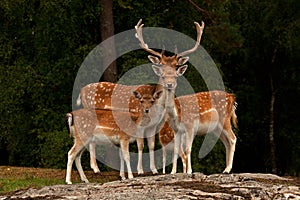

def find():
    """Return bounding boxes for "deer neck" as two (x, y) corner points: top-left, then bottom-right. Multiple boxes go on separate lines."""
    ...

(154, 81), (178, 114)
(165, 88), (177, 116)
(164, 88), (181, 132)
(138, 113), (151, 127)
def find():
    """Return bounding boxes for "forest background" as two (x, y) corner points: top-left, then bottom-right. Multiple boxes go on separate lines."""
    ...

(0, 0), (299, 176)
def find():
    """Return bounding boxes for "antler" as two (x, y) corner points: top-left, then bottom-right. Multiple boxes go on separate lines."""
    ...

(135, 19), (204, 58)
(135, 19), (162, 58)
(177, 21), (205, 57)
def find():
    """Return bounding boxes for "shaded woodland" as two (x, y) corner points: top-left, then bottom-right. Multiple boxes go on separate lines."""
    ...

(0, 0), (299, 176)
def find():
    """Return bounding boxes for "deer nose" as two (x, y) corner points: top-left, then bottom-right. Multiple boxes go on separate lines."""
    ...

(145, 109), (149, 113)
(167, 83), (173, 89)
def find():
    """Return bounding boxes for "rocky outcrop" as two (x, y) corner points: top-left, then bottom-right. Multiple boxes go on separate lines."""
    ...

(1, 173), (299, 199)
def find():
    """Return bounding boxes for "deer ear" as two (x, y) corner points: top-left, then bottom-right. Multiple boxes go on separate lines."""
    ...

(148, 55), (160, 64)
(152, 65), (163, 76)
(153, 90), (163, 100)
(177, 65), (188, 76)
(132, 90), (142, 99)
(178, 56), (189, 65)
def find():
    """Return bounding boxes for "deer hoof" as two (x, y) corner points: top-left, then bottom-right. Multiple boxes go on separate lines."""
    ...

(151, 169), (158, 175)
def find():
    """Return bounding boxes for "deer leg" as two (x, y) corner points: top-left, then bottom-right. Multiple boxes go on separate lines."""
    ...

(75, 148), (89, 183)
(218, 125), (237, 174)
(119, 148), (126, 180)
(185, 129), (194, 174)
(179, 145), (187, 173)
(147, 134), (158, 174)
(162, 145), (166, 174)
(120, 139), (133, 179)
(136, 138), (144, 175)
(171, 133), (181, 174)
(66, 142), (85, 184)
(179, 133), (187, 173)
(89, 141), (100, 173)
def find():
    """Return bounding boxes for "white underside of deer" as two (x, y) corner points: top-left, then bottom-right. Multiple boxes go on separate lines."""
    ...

(166, 91), (237, 174)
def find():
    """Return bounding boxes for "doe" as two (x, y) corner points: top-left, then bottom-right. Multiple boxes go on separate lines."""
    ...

(65, 88), (163, 184)
(160, 91), (237, 174)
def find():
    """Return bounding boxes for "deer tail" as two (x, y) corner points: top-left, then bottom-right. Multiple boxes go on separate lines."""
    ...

(76, 93), (82, 106)
(231, 101), (238, 129)
(65, 113), (74, 137)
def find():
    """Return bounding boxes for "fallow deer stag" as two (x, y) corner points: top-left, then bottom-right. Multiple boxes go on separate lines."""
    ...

(162, 90), (237, 174)
(134, 18), (205, 173)
(65, 88), (163, 184)
(75, 19), (205, 175)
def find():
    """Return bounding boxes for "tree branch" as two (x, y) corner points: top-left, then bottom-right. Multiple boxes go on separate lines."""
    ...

(186, 0), (215, 24)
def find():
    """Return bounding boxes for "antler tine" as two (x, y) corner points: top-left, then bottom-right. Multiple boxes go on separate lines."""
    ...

(177, 21), (205, 57)
(135, 19), (162, 58)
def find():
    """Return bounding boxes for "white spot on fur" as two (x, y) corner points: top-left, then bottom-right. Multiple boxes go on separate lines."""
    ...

(200, 108), (216, 115)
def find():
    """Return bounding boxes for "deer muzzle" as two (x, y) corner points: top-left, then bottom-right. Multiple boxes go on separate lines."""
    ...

(167, 83), (173, 89)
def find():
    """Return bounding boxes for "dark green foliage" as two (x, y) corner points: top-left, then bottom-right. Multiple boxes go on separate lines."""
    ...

(38, 130), (72, 169)
(0, 0), (298, 176)
(192, 138), (226, 174)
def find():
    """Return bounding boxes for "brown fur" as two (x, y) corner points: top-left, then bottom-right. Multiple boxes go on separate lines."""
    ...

(66, 88), (163, 184)
(77, 82), (157, 112)
(160, 90), (237, 174)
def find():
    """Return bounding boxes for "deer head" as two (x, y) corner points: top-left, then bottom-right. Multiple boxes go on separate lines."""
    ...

(135, 19), (205, 91)
(131, 89), (163, 127)
(132, 89), (163, 114)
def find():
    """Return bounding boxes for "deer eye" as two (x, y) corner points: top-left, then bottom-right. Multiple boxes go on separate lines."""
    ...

(140, 100), (144, 104)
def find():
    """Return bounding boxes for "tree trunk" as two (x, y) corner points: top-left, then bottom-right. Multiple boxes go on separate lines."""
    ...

(269, 75), (277, 174)
(269, 47), (278, 174)
(99, 0), (118, 82)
